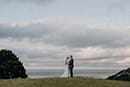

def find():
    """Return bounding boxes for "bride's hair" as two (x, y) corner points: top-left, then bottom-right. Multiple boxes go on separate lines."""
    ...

(65, 57), (69, 65)
(66, 57), (69, 60)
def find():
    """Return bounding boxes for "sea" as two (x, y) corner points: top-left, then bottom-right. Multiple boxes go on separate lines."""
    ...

(27, 69), (119, 79)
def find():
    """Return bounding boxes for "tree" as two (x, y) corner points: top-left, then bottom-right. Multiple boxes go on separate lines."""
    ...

(0, 49), (28, 79)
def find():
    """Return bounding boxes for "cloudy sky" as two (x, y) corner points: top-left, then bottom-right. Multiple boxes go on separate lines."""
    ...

(0, 0), (130, 71)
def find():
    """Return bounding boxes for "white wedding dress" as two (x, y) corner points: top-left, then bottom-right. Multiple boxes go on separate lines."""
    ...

(61, 64), (69, 77)
(61, 59), (70, 77)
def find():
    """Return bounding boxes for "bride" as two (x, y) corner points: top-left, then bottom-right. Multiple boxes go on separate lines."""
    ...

(61, 57), (70, 77)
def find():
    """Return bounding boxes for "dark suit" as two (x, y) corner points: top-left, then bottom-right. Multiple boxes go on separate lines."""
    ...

(69, 58), (74, 77)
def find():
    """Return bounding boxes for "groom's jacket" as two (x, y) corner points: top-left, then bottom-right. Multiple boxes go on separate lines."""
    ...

(69, 59), (74, 68)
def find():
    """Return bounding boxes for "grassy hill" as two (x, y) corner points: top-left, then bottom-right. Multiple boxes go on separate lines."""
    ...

(0, 77), (130, 87)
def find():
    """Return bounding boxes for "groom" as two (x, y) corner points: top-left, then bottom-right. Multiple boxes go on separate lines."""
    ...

(68, 55), (74, 77)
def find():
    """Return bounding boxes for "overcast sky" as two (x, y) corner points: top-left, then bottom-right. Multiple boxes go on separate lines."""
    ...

(0, 0), (130, 70)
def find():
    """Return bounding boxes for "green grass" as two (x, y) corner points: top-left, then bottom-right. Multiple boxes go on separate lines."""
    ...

(0, 77), (130, 87)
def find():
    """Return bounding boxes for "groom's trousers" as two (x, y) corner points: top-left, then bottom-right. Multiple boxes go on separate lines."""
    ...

(69, 68), (73, 77)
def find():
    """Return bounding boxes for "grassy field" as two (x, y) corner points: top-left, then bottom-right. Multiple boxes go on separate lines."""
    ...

(0, 77), (130, 87)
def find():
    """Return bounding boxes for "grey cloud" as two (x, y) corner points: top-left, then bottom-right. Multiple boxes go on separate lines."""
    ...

(42, 27), (129, 48)
(9, 45), (72, 60)
(0, 23), (54, 39)
(0, 22), (130, 48)
(12, 48), (58, 59)
(0, 35), (130, 69)
(78, 55), (130, 61)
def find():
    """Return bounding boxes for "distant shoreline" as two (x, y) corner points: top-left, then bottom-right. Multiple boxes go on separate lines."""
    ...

(27, 69), (120, 79)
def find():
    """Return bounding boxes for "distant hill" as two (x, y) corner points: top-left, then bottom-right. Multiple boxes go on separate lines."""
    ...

(107, 68), (130, 81)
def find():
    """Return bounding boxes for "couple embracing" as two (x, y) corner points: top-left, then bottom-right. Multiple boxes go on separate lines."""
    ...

(61, 55), (74, 77)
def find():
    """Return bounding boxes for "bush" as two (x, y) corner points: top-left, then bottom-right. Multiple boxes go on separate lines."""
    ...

(0, 49), (28, 79)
